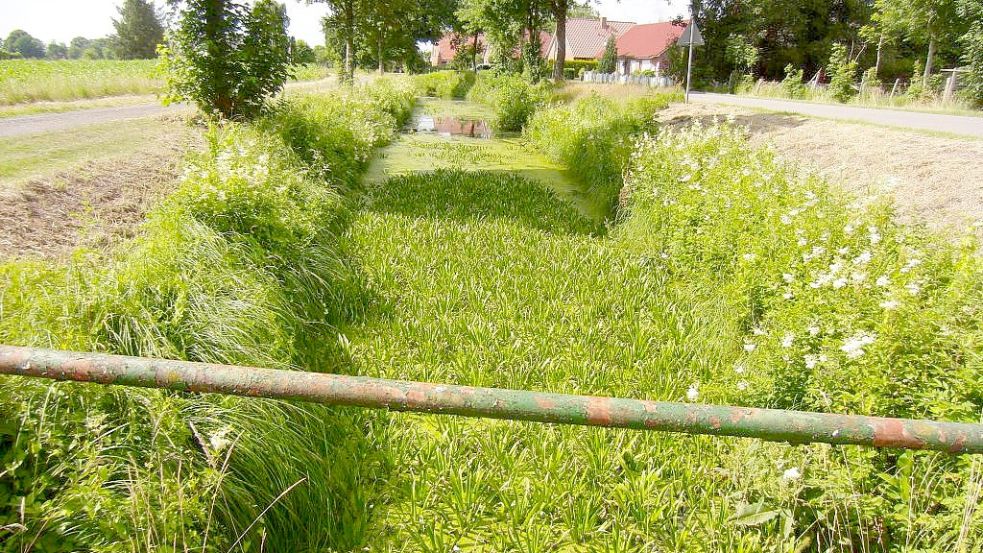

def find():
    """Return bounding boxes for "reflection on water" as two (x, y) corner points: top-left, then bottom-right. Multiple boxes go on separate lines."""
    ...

(410, 113), (493, 139)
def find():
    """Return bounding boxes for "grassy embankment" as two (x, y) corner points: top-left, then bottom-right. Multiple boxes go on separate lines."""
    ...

(0, 70), (980, 551)
(0, 59), (333, 108)
(0, 80), (415, 551)
(351, 73), (983, 550)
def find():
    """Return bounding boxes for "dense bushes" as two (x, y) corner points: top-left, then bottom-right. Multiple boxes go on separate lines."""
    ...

(465, 73), (554, 132)
(525, 92), (679, 216)
(0, 81), (414, 551)
(617, 122), (983, 548)
(414, 70), (476, 99)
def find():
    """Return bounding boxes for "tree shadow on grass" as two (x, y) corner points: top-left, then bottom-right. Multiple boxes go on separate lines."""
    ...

(363, 169), (601, 236)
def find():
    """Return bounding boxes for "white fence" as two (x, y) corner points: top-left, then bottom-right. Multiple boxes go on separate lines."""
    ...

(582, 71), (676, 88)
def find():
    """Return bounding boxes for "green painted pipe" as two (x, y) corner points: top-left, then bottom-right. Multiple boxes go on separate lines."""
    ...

(1, 345), (981, 454)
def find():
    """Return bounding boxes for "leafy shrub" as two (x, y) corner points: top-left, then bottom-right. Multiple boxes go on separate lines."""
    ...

(827, 44), (857, 103)
(547, 59), (598, 74)
(466, 74), (553, 132)
(781, 64), (806, 98)
(413, 70), (476, 99)
(526, 92), (679, 216)
(0, 84), (412, 551)
(598, 37), (618, 74)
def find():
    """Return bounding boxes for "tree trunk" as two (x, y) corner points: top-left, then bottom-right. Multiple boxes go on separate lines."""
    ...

(343, 0), (355, 84)
(552, 2), (567, 82)
(204, 0), (234, 118)
(472, 33), (479, 72)
(874, 34), (884, 78)
(922, 37), (936, 86)
(378, 34), (384, 75)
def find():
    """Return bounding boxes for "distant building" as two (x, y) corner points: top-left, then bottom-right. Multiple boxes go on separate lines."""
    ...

(432, 18), (687, 76)
(544, 17), (634, 61)
(431, 33), (491, 68)
(611, 21), (687, 76)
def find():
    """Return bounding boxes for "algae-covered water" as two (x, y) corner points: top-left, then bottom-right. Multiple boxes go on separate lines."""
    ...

(365, 98), (609, 223)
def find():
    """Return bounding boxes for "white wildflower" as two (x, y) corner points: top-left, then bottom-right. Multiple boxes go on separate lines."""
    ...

(742, 253), (757, 262)
(832, 278), (847, 289)
(781, 334), (795, 348)
(875, 275), (890, 287)
(804, 354), (820, 369)
(734, 363), (746, 375)
(868, 226), (882, 245)
(686, 384), (699, 402)
(752, 327), (767, 336)
(782, 273), (795, 283)
(797, 237), (808, 247)
(780, 214), (792, 225)
(783, 292), (794, 300)
(880, 299), (900, 310)
(841, 332), (877, 359)
(851, 271), (867, 283)
(905, 282), (921, 296)
(782, 467), (802, 481)
(744, 342), (757, 352)
(737, 380), (749, 391)
(853, 251), (872, 265)
(807, 325), (820, 336)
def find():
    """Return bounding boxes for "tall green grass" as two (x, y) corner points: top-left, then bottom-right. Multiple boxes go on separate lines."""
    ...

(414, 71), (477, 99)
(525, 92), (679, 217)
(0, 81), (414, 551)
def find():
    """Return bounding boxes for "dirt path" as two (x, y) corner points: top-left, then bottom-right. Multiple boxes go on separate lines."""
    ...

(689, 92), (983, 138)
(0, 104), (191, 138)
(660, 102), (983, 240)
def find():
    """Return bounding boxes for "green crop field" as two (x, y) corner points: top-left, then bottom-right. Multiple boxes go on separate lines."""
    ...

(0, 60), (331, 105)
(0, 74), (980, 551)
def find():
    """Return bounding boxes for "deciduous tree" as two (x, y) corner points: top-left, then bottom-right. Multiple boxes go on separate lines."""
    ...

(5, 30), (45, 58)
(867, 0), (962, 84)
(113, 0), (166, 59)
(160, 0), (292, 119)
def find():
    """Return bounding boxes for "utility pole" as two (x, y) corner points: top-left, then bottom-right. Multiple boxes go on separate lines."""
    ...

(679, 18), (703, 103)
(685, 27), (694, 102)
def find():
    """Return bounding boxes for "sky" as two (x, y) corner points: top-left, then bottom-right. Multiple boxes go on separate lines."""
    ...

(0, 0), (689, 47)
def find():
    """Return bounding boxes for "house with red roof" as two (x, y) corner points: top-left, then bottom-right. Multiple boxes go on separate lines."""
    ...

(612, 21), (687, 76)
(431, 18), (687, 76)
(544, 17), (634, 61)
(431, 33), (492, 68)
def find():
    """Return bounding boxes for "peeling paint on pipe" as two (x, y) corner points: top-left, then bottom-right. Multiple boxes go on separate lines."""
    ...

(1, 345), (981, 454)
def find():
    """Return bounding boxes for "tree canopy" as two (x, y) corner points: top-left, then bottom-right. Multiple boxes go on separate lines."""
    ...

(113, 0), (166, 59)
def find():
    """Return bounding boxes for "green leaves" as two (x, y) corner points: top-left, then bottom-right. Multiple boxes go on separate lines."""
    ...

(728, 501), (780, 527)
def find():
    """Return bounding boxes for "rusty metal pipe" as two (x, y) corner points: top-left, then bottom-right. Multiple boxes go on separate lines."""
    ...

(1, 345), (981, 454)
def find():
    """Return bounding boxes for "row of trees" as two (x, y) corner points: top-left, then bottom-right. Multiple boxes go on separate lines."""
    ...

(691, 0), (983, 103)
(1, 0), (164, 60)
(315, 0), (599, 82)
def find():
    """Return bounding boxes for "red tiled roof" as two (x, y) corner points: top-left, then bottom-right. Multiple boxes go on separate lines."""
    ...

(563, 18), (633, 59)
(612, 21), (686, 60)
(434, 33), (489, 65)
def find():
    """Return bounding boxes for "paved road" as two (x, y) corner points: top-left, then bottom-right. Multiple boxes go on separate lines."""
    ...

(689, 92), (983, 138)
(0, 104), (191, 138)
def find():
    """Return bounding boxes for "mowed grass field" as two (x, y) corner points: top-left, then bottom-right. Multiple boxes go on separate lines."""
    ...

(0, 59), (332, 105)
